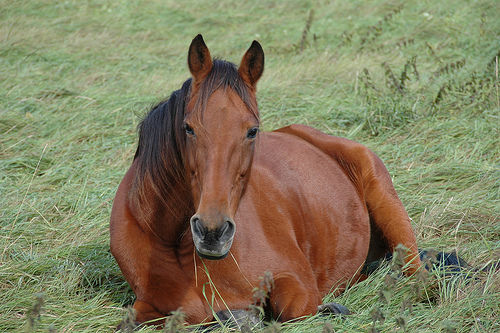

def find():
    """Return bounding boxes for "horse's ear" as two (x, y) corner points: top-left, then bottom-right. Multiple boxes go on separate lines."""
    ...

(188, 34), (213, 84)
(238, 40), (264, 89)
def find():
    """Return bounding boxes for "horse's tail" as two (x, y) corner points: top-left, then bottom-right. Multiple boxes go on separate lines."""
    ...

(362, 249), (499, 276)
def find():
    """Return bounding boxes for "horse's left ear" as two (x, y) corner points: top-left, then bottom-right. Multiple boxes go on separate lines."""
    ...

(238, 41), (264, 89)
(188, 34), (213, 84)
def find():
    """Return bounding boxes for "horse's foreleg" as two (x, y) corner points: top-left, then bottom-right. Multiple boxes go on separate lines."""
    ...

(133, 300), (165, 325)
(268, 273), (321, 322)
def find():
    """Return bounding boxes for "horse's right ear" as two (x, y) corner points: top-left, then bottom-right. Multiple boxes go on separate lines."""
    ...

(188, 34), (213, 84)
(238, 40), (264, 89)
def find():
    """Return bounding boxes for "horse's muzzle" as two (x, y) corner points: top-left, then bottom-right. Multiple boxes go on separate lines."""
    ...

(190, 215), (235, 260)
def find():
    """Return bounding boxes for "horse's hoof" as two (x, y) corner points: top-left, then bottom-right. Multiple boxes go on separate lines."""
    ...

(215, 309), (262, 330)
(318, 302), (351, 316)
(115, 320), (141, 332)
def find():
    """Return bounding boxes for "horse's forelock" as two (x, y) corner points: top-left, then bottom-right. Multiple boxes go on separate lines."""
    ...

(189, 59), (259, 123)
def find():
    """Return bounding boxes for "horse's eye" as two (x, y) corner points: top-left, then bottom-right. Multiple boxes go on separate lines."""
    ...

(246, 127), (259, 139)
(185, 123), (195, 136)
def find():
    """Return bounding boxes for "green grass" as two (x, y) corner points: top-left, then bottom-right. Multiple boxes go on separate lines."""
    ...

(1, 0), (499, 332)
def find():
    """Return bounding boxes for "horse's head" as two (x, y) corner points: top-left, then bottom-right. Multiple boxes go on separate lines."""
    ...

(184, 35), (264, 259)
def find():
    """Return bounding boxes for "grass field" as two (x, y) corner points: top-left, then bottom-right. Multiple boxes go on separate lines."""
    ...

(1, 0), (499, 332)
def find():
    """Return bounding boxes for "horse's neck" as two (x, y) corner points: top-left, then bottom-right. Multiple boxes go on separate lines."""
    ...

(130, 172), (194, 246)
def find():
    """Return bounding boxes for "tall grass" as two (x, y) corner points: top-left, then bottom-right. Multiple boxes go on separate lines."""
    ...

(1, 0), (498, 331)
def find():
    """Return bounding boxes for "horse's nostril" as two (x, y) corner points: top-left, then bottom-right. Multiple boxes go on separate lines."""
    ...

(219, 220), (235, 240)
(191, 216), (205, 238)
(218, 221), (229, 237)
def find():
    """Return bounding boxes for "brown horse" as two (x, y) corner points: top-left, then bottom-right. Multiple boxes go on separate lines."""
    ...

(110, 35), (422, 327)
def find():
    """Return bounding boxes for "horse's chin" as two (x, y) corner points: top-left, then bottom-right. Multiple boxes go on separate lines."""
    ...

(195, 248), (230, 260)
